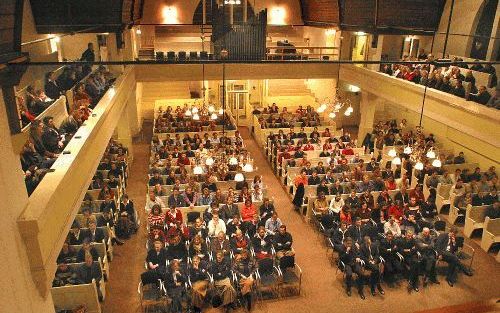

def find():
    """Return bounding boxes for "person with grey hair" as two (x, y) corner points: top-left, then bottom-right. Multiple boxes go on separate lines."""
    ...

(417, 227), (439, 286)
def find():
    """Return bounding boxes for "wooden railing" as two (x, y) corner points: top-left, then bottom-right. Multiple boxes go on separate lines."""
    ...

(266, 46), (340, 61)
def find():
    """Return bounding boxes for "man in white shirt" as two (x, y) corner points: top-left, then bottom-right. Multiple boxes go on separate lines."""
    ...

(208, 213), (226, 237)
(384, 216), (402, 237)
(329, 195), (344, 214)
(147, 190), (166, 211)
(265, 212), (282, 235)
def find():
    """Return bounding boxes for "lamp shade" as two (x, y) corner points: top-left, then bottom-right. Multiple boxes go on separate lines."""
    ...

(218, 108), (224, 115)
(208, 105), (215, 113)
(328, 112), (336, 119)
(432, 159), (442, 167)
(185, 109), (192, 116)
(193, 113), (200, 120)
(388, 148), (397, 158)
(415, 161), (424, 170)
(243, 163), (253, 172)
(229, 157), (238, 165)
(211, 113), (218, 120)
(234, 173), (244, 182)
(205, 157), (214, 166)
(193, 165), (204, 175)
(192, 107), (199, 114)
(426, 150), (436, 159)
(403, 146), (412, 154)
(392, 156), (402, 165)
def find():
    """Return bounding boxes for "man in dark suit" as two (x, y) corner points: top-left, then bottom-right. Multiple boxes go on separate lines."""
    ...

(76, 254), (103, 300)
(346, 217), (366, 246)
(84, 221), (105, 243)
(220, 197), (240, 222)
(434, 227), (473, 286)
(42, 116), (62, 153)
(68, 223), (85, 245)
(416, 227), (439, 286)
(339, 237), (365, 299)
(360, 236), (384, 296)
(146, 239), (168, 278)
(398, 230), (420, 292)
(80, 42), (95, 75)
(379, 231), (402, 285)
(167, 187), (186, 208)
(331, 222), (348, 253)
(44, 71), (62, 100)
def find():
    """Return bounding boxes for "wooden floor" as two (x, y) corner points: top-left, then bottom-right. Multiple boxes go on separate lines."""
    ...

(101, 125), (500, 313)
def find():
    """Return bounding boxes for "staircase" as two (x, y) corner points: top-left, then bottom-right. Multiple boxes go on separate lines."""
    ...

(141, 82), (193, 118)
(266, 79), (317, 107)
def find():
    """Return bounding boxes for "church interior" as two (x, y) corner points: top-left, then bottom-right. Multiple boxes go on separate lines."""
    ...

(0, 1), (499, 313)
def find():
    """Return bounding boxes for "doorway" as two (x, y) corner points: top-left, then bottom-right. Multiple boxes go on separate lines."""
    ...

(224, 82), (248, 126)
(350, 33), (368, 66)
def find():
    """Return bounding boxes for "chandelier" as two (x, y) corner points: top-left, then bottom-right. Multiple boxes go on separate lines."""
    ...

(386, 127), (442, 169)
(316, 88), (353, 118)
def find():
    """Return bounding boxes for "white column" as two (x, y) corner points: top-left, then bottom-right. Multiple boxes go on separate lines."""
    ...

(0, 89), (55, 313)
(357, 91), (377, 142)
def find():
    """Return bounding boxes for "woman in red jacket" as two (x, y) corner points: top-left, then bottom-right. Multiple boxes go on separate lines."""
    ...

(240, 199), (256, 222)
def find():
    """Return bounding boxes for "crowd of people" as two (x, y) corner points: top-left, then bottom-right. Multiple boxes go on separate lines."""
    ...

(265, 117), (498, 300)
(380, 51), (499, 109)
(53, 140), (136, 302)
(154, 105), (236, 133)
(20, 64), (114, 195)
(17, 43), (108, 128)
(142, 110), (297, 312)
(254, 103), (322, 128)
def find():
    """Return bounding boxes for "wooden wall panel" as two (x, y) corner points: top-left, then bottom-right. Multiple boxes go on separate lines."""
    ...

(300, 0), (340, 25)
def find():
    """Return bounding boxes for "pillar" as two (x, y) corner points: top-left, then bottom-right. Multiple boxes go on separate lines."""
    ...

(229, 4), (234, 25)
(107, 33), (124, 74)
(0, 89), (55, 313)
(115, 88), (139, 161)
(357, 91), (377, 143)
(486, 10), (500, 61)
(243, 0), (248, 23)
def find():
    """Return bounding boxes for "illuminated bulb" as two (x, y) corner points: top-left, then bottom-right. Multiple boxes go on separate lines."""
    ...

(426, 150), (436, 159)
(136, 29), (142, 35)
(211, 113), (217, 120)
(403, 146), (412, 154)
(392, 157), (402, 165)
(347, 106), (353, 113)
(218, 108), (224, 115)
(432, 159), (442, 168)
(208, 105), (215, 113)
(229, 157), (238, 165)
(185, 109), (192, 116)
(205, 157), (214, 166)
(192, 107), (199, 114)
(316, 107), (324, 113)
(415, 161), (424, 170)
(234, 173), (244, 182)
(344, 110), (351, 116)
(243, 163), (254, 172)
(388, 148), (397, 158)
(193, 165), (204, 175)
(329, 112), (336, 119)
(193, 113), (200, 120)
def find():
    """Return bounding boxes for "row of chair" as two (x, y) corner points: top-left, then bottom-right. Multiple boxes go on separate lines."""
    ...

(155, 51), (214, 62)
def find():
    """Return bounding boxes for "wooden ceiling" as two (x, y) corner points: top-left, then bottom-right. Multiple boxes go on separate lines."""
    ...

(301, 0), (446, 33)
(29, 0), (145, 34)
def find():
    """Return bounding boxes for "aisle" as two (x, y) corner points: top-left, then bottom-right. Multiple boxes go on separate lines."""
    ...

(101, 126), (151, 313)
